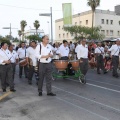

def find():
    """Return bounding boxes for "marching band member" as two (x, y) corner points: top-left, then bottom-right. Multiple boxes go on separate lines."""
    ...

(53, 42), (60, 55)
(95, 42), (107, 74)
(108, 39), (120, 78)
(8, 44), (19, 81)
(69, 41), (75, 52)
(35, 35), (56, 96)
(76, 39), (88, 76)
(17, 42), (28, 78)
(26, 41), (37, 85)
(59, 40), (69, 60)
(0, 42), (16, 92)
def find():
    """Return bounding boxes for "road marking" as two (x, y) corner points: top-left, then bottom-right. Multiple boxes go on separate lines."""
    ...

(53, 86), (120, 113)
(56, 97), (109, 120)
(0, 91), (12, 101)
(67, 78), (120, 94)
(87, 79), (120, 88)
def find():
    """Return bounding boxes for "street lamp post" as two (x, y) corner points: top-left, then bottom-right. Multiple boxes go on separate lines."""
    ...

(3, 23), (18, 40)
(39, 7), (53, 43)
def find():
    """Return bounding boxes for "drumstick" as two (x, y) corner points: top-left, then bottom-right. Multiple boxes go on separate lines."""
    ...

(46, 51), (51, 61)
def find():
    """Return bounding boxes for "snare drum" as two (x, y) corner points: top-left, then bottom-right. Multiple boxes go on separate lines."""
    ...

(19, 59), (27, 66)
(69, 60), (79, 71)
(54, 60), (68, 71)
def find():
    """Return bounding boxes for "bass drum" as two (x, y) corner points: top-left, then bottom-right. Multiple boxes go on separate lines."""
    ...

(54, 60), (68, 71)
(69, 60), (80, 71)
(19, 59), (27, 66)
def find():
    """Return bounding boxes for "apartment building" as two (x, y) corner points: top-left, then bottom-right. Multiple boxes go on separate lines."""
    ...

(55, 5), (120, 42)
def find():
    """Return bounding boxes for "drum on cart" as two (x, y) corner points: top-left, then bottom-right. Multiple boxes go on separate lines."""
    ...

(54, 60), (68, 71)
(69, 60), (80, 71)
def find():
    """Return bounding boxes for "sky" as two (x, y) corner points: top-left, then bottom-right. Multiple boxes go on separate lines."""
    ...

(0, 0), (120, 39)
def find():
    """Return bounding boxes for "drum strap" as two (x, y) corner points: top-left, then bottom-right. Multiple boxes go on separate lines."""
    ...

(25, 49), (26, 57)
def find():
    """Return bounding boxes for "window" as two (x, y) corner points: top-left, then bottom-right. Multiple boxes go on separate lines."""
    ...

(119, 21), (120, 25)
(66, 33), (68, 38)
(59, 26), (60, 30)
(106, 19), (109, 24)
(110, 30), (113, 36)
(63, 33), (65, 38)
(79, 21), (82, 25)
(118, 31), (120, 36)
(101, 19), (104, 24)
(101, 30), (105, 35)
(106, 30), (109, 36)
(71, 33), (73, 37)
(86, 20), (88, 25)
(75, 22), (77, 25)
(59, 34), (61, 38)
(110, 20), (113, 25)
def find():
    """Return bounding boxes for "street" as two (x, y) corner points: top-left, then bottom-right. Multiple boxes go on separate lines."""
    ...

(0, 67), (120, 120)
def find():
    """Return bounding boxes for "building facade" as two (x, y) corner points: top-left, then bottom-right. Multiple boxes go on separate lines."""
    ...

(55, 5), (120, 42)
(24, 29), (45, 38)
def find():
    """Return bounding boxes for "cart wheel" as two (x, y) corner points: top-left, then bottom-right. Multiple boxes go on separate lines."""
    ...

(79, 75), (86, 84)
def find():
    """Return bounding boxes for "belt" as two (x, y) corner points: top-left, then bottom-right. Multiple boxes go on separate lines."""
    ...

(40, 62), (51, 64)
(112, 55), (119, 57)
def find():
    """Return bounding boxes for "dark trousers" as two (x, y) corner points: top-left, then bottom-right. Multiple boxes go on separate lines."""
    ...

(11, 63), (16, 80)
(60, 56), (68, 60)
(19, 59), (28, 77)
(0, 64), (14, 89)
(112, 56), (119, 76)
(28, 65), (34, 82)
(38, 62), (52, 93)
(80, 58), (88, 75)
(96, 55), (105, 73)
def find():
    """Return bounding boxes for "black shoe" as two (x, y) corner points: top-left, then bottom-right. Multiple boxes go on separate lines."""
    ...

(113, 75), (119, 78)
(104, 71), (107, 74)
(10, 89), (16, 92)
(97, 72), (101, 74)
(19, 76), (22, 78)
(47, 93), (56, 96)
(39, 92), (42, 96)
(3, 89), (6, 92)
(28, 82), (32, 85)
(25, 76), (28, 78)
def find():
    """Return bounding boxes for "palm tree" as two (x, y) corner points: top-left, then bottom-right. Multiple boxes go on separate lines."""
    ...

(87, 0), (100, 29)
(18, 30), (22, 41)
(20, 20), (27, 41)
(33, 20), (40, 35)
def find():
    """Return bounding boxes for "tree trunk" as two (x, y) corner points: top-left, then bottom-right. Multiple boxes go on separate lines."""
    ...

(92, 11), (94, 36)
(36, 29), (37, 35)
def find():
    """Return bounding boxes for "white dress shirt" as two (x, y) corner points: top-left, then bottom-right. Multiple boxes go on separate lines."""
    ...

(53, 47), (60, 54)
(70, 43), (75, 51)
(109, 44), (120, 56)
(95, 47), (104, 54)
(59, 44), (69, 57)
(0, 49), (12, 65)
(76, 44), (88, 59)
(35, 43), (53, 63)
(26, 47), (37, 66)
(17, 47), (27, 59)
(9, 50), (18, 63)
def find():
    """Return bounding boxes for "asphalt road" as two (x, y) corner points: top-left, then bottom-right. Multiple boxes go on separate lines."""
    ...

(0, 67), (120, 120)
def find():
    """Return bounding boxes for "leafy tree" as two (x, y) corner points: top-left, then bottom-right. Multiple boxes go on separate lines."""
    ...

(64, 25), (104, 40)
(20, 20), (27, 41)
(18, 30), (22, 41)
(27, 35), (42, 42)
(33, 20), (40, 35)
(87, 0), (100, 30)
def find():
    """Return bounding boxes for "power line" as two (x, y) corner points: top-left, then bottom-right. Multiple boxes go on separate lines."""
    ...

(0, 3), (80, 12)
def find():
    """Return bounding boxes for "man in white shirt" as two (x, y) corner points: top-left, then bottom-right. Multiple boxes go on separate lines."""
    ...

(35, 35), (56, 96)
(17, 42), (28, 78)
(59, 40), (69, 60)
(0, 42), (16, 92)
(26, 41), (37, 85)
(76, 39), (88, 76)
(95, 42), (107, 74)
(8, 44), (19, 81)
(108, 39), (120, 78)
(69, 41), (75, 52)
